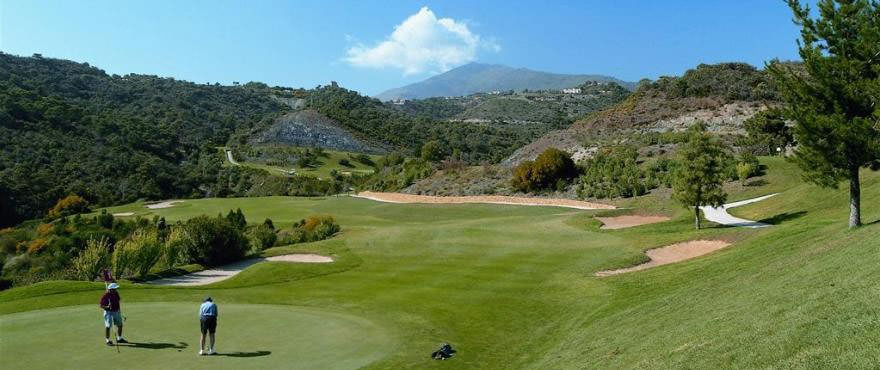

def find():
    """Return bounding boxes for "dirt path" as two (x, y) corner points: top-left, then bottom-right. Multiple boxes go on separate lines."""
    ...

(146, 254), (333, 286)
(700, 194), (777, 228)
(596, 215), (670, 229)
(596, 240), (731, 276)
(353, 191), (615, 210)
(226, 150), (239, 165)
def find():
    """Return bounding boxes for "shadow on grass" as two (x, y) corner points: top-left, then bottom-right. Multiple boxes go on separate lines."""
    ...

(759, 211), (807, 225)
(216, 350), (271, 357)
(120, 341), (188, 350)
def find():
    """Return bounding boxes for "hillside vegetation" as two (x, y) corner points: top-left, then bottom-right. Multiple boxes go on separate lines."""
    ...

(0, 53), (287, 226)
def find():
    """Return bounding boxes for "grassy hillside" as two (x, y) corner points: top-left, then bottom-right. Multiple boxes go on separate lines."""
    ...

(226, 146), (380, 179)
(3, 159), (879, 368)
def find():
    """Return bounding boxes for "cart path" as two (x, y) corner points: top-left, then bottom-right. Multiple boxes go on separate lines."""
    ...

(699, 193), (777, 228)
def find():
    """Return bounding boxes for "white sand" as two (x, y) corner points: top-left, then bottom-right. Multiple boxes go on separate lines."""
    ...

(353, 191), (615, 210)
(147, 253), (334, 286)
(113, 212), (135, 217)
(596, 240), (731, 276)
(146, 200), (183, 209)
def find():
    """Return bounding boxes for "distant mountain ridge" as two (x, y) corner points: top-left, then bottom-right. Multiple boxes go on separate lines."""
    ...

(375, 62), (635, 101)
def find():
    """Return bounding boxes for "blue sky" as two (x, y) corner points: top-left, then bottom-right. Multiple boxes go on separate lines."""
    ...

(1, 0), (804, 95)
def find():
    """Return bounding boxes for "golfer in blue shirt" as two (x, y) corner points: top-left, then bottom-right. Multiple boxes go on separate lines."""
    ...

(199, 297), (218, 355)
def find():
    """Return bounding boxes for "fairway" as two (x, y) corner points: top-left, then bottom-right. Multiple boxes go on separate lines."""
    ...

(3, 158), (880, 368)
(0, 303), (391, 370)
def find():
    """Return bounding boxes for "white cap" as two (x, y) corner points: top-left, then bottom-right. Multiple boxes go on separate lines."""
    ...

(107, 283), (119, 290)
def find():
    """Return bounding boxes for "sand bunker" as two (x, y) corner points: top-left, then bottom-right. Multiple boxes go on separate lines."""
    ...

(596, 215), (670, 229)
(354, 191), (615, 210)
(148, 253), (334, 286)
(112, 212), (135, 217)
(265, 254), (333, 263)
(145, 200), (183, 209)
(596, 240), (731, 276)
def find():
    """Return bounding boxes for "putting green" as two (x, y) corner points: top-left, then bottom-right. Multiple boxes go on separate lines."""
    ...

(0, 302), (392, 369)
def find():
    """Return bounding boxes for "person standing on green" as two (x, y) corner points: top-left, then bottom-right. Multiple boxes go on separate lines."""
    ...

(198, 297), (218, 355)
(99, 283), (126, 346)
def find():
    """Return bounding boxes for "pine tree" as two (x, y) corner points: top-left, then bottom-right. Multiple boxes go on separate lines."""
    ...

(673, 123), (730, 229)
(769, 0), (880, 228)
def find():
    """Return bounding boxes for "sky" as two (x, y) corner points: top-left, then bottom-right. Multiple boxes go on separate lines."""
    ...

(1, 0), (805, 95)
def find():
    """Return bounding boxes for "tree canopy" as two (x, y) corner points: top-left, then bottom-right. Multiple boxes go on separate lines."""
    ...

(769, 0), (880, 228)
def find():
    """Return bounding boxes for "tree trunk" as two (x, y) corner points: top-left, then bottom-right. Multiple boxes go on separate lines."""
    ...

(849, 166), (861, 228)
(694, 206), (701, 230)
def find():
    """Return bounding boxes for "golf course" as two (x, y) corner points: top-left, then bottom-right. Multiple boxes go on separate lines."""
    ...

(2, 158), (880, 368)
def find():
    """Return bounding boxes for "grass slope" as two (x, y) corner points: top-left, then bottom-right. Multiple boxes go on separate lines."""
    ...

(2, 159), (879, 368)
(226, 147), (379, 179)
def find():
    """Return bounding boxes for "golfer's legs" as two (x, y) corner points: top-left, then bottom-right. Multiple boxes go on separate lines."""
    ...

(209, 333), (215, 350)
(200, 334), (206, 351)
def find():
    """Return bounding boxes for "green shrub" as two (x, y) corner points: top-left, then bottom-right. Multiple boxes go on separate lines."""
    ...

(181, 215), (249, 266)
(161, 226), (187, 269)
(248, 224), (277, 252)
(111, 238), (136, 279)
(579, 146), (653, 199)
(46, 194), (90, 220)
(128, 229), (162, 278)
(512, 148), (577, 192)
(70, 237), (110, 281)
(338, 158), (353, 167)
(278, 215), (340, 245)
(736, 163), (756, 184)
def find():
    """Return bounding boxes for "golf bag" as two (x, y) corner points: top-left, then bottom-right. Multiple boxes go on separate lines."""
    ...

(431, 343), (456, 360)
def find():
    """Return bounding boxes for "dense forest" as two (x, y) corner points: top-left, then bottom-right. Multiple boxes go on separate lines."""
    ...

(0, 53), (292, 226)
(0, 54), (575, 226)
(305, 85), (552, 163)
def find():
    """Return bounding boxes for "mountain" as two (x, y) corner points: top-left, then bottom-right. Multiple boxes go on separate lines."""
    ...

(503, 63), (786, 166)
(375, 62), (635, 101)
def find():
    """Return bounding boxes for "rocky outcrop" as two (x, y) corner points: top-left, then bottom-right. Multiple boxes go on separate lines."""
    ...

(252, 110), (385, 153)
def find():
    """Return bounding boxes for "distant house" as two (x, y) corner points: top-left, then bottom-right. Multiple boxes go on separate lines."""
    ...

(562, 88), (581, 94)
(489, 90), (502, 95)
(392, 99), (407, 105)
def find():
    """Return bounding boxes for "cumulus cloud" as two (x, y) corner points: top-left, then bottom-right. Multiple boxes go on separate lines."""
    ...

(344, 7), (499, 75)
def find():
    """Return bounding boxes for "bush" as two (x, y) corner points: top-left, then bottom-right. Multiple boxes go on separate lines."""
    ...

(47, 195), (90, 220)
(579, 146), (654, 198)
(512, 148), (577, 192)
(338, 158), (353, 167)
(741, 109), (793, 155)
(181, 215), (249, 266)
(97, 210), (114, 229)
(736, 163), (756, 184)
(162, 226), (187, 268)
(225, 208), (247, 229)
(421, 140), (446, 162)
(111, 238), (136, 279)
(70, 237), (110, 281)
(248, 224), (277, 252)
(278, 215), (340, 245)
(128, 229), (162, 278)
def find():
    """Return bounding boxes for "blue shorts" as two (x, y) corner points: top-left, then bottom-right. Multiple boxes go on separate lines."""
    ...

(104, 310), (123, 328)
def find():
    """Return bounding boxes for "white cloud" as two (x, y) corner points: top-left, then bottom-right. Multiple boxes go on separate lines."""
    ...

(344, 7), (499, 75)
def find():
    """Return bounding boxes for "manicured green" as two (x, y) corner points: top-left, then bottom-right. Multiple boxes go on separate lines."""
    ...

(0, 303), (390, 369)
(2, 159), (880, 368)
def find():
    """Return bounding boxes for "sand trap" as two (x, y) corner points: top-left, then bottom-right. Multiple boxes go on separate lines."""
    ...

(265, 253), (333, 263)
(147, 253), (334, 286)
(596, 215), (670, 229)
(112, 212), (135, 217)
(145, 200), (183, 209)
(596, 240), (731, 276)
(354, 191), (614, 210)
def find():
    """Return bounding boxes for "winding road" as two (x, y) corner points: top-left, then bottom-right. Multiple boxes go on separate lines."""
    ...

(225, 150), (239, 165)
(699, 193), (778, 228)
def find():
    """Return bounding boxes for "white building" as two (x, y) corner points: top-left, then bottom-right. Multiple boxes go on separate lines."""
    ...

(562, 88), (582, 94)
